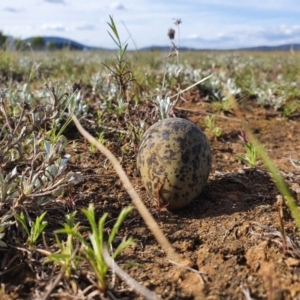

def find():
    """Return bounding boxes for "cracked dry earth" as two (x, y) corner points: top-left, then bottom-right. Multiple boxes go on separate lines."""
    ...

(3, 97), (300, 299)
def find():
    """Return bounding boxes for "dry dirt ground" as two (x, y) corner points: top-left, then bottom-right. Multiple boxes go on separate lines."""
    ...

(2, 90), (300, 300)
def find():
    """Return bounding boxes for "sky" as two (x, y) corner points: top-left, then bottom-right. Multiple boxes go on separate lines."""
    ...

(1, 0), (300, 50)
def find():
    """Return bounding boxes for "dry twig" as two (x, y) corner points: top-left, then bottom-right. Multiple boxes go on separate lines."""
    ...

(168, 259), (207, 284)
(39, 270), (64, 300)
(251, 221), (300, 258)
(103, 244), (159, 300)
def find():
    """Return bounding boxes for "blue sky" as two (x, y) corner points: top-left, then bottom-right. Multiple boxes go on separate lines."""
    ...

(1, 0), (300, 49)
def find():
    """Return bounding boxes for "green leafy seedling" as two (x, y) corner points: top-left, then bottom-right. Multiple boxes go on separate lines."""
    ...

(237, 142), (264, 168)
(212, 99), (233, 113)
(200, 115), (222, 138)
(54, 204), (135, 292)
(282, 101), (300, 119)
(15, 211), (47, 248)
(82, 204), (135, 291)
(89, 132), (106, 153)
(45, 212), (81, 279)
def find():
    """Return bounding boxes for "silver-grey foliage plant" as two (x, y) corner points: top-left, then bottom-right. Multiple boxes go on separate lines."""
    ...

(0, 83), (83, 245)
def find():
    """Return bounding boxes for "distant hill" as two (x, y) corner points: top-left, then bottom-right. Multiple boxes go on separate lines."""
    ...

(237, 44), (300, 51)
(141, 44), (300, 52)
(21, 36), (300, 52)
(23, 36), (107, 51)
(139, 46), (201, 52)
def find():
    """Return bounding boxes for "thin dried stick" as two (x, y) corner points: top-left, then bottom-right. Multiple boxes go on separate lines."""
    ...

(170, 75), (213, 99)
(251, 221), (300, 258)
(289, 158), (300, 170)
(168, 259), (207, 284)
(276, 195), (287, 252)
(103, 244), (159, 300)
(71, 114), (179, 261)
(241, 287), (254, 300)
(40, 270), (64, 300)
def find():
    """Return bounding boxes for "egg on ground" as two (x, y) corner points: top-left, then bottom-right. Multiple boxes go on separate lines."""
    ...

(137, 118), (212, 210)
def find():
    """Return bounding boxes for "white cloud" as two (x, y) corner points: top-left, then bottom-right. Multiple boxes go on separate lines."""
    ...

(194, 0), (300, 12)
(3, 7), (21, 12)
(44, 0), (66, 4)
(74, 23), (96, 31)
(110, 2), (126, 10)
(189, 24), (300, 48)
(41, 23), (68, 32)
(257, 25), (300, 41)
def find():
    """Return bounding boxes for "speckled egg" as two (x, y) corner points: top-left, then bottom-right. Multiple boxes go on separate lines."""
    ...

(137, 118), (212, 210)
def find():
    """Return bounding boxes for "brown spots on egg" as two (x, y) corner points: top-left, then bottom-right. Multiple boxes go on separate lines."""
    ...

(137, 118), (212, 210)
